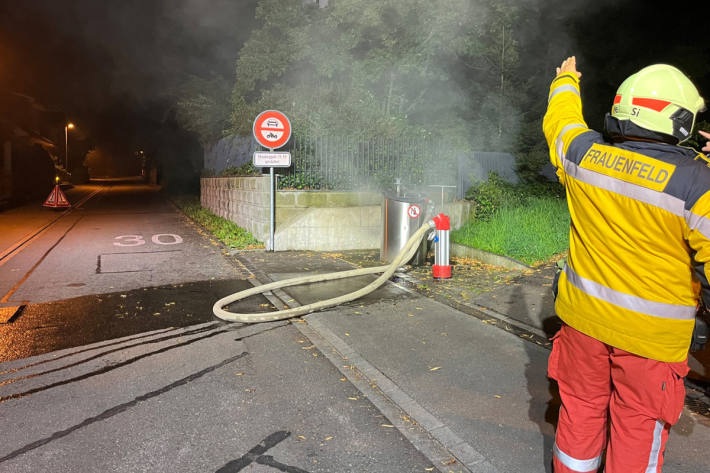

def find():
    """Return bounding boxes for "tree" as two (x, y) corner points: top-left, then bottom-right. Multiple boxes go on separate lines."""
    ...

(174, 74), (232, 145)
(230, 0), (529, 149)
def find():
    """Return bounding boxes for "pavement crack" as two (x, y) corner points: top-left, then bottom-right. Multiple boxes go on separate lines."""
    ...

(0, 325), (190, 377)
(216, 431), (311, 473)
(1, 215), (84, 303)
(0, 323), (224, 386)
(0, 324), (243, 402)
(233, 321), (288, 342)
(0, 352), (248, 465)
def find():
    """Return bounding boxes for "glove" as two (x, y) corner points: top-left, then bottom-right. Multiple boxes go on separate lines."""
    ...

(691, 306), (710, 352)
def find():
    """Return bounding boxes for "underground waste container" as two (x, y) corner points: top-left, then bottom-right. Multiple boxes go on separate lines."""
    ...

(380, 192), (430, 266)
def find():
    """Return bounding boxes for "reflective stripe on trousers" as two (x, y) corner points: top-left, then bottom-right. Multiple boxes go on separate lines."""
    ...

(553, 443), (602, 472)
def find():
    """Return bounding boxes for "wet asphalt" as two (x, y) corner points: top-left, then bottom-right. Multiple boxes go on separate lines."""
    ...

(0, 278), (260, 362)
(2, 181), (710, 472)
(0, 182), (442, 473)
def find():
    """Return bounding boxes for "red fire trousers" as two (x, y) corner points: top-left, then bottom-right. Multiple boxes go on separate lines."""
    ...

(548, 325), (688, 473)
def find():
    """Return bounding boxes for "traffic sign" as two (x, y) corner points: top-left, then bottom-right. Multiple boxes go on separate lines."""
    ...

(407, 204), (421, 218)
(253, 151), (291, 168)
(43, 184), (71, 209)
(253, 110), (292, 150)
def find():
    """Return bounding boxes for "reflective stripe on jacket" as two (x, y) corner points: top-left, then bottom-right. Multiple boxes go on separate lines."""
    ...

(543, 73), (710, 362)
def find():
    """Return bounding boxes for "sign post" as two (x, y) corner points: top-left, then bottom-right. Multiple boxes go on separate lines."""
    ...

(252, 110), (292, 251)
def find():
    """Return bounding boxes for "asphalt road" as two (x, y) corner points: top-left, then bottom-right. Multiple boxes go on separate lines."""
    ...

(0, 180), (438, 472)
(3, 180), (709, 473)
(0, 180), (243, 306)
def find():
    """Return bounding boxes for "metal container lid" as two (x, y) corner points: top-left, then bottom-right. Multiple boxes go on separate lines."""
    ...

(383, 192), (426, 203)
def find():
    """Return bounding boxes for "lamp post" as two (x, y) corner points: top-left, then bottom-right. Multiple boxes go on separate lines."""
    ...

(64, 123), (74, 171)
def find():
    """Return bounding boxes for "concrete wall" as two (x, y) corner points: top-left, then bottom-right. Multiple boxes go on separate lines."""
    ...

(274, 190), (381, 251)
(201, 176), (271, 242)
(201, 176), (473, 251)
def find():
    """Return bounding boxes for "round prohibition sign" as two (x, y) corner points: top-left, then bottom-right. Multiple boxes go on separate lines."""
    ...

(253, 110), (292, 150)
(407, 204), (421, 219)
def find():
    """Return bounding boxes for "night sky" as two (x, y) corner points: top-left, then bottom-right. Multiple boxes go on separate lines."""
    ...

(1, 1), (710, 164)
(0, 0), (258, 154)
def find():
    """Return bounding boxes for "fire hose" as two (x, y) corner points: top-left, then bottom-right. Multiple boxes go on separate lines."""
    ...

(212, 219), (436, 323)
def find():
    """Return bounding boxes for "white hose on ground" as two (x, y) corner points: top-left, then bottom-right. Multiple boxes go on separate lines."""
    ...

(213, 220), (435, 323)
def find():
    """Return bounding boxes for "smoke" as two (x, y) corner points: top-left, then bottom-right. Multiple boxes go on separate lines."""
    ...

(228, 0), (599, 190)
(2, 0), (704, 186)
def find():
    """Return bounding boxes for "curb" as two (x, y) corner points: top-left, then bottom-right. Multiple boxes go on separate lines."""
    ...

(297, 318), (500, 473)
(233, 253), (500, 473)
(450, 243), (531, 270)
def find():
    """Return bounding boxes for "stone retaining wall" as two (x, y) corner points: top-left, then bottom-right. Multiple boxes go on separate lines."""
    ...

(201, 176), (271, 241)
(201, 176), (473, 251)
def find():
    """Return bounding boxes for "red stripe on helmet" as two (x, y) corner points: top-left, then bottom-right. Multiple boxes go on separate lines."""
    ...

(632, 97), (672, 112)
(613, 95), (622, 104)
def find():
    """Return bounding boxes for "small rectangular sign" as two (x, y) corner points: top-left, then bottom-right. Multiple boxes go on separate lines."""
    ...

(253, 151), (291, 168)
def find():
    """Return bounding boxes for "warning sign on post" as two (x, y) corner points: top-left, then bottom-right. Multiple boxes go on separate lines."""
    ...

(253, 151), (291, 168)
(253, 110), (292, 150)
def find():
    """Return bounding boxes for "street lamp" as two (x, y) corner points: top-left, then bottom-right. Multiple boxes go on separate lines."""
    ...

(65, 123), (74, 171)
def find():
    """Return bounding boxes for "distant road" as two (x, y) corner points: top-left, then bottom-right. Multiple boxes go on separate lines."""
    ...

(0, 179), (239, 305)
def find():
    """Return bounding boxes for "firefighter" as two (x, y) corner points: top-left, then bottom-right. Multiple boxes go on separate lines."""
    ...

(543, 56), (709, 472)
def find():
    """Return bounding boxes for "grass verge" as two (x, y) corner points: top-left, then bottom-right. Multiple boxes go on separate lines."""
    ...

(452, 195), (569, 266)
(170, 194), (263, 250)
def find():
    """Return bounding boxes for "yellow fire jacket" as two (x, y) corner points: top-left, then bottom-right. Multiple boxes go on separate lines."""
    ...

(543, 73), (710, 362)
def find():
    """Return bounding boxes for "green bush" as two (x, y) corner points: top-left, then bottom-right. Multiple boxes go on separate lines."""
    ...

(515, 146), (551, 184)
(219, 163), (259, 177)
(464, 172), (564, 221)
(278, 173), (324, 190)
(465, 172), (524, 221)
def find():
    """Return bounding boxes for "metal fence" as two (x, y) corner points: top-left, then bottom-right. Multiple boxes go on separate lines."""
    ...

(273, 134), (458, 192)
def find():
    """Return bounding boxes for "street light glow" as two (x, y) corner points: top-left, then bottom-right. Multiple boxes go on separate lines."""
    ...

(65, 123), (76, 171)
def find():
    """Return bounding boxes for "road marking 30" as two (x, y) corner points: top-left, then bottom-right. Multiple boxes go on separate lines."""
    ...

(113, 234), (184, 247)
